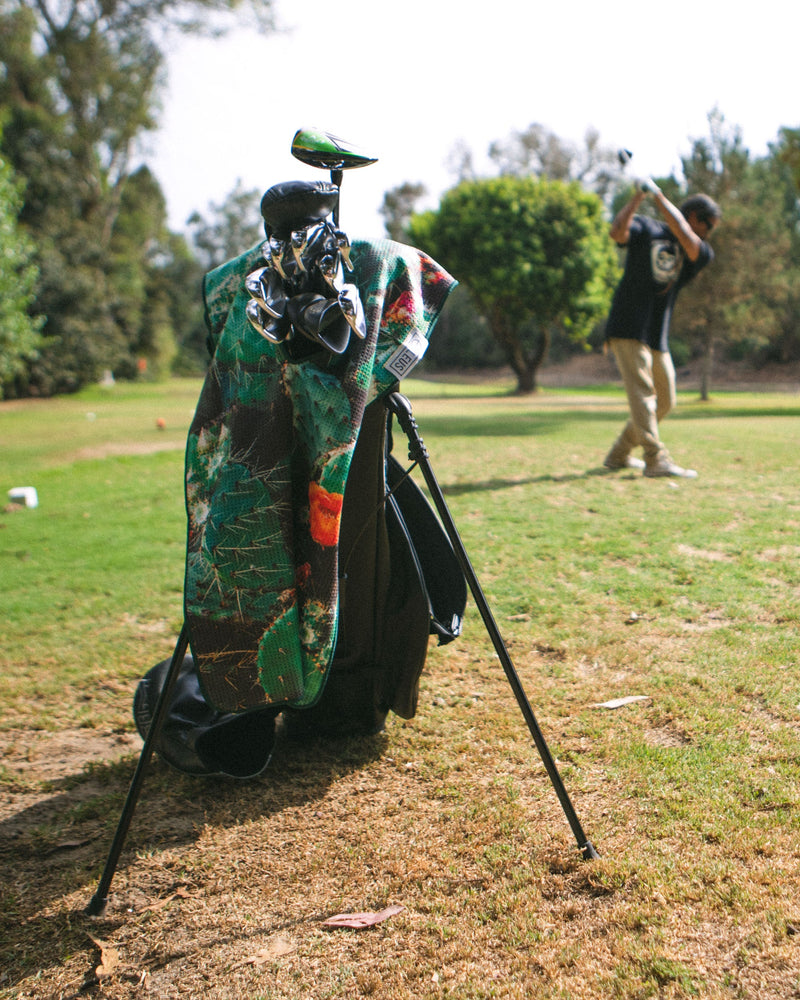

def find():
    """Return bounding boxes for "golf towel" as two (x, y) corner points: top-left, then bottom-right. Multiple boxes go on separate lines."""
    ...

(184, 239), (456, 713)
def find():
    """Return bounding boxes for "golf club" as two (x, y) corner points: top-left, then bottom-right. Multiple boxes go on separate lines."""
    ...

(291, 127), (377, 227)
(291, 229), (309, 271)
(617, 147), (659, 194)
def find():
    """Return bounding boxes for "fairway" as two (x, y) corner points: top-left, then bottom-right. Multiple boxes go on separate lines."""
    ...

(1, 377), (799, 999)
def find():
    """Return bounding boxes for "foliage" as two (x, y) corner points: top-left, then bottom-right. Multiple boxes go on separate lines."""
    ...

(379, 181), (428, 242)
(408, 175), (619, 392)
(420, 284), (505, 371)
(0, 143), (42, 395)
(486, 122), (623, 205)
(186, 179), (265, 272)
(0, 0), (275, 394)
(152, 231), (209, 375)
(777, 125), (800, 190)
(678, 109), (800, 397)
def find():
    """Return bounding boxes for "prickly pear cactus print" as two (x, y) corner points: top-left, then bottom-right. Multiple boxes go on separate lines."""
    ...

(184, 238), (455, 713)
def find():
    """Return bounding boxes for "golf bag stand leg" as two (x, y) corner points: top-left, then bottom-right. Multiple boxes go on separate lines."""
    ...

(85, 624), (191, 915)
(387, 393), (599, 861)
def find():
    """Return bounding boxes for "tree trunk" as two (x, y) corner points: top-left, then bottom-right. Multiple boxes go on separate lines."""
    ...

(490, 311), (548, 394)
(700, 318), (714, 401)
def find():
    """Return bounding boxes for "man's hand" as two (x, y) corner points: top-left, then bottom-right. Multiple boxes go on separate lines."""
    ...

(638, 177), (661, 195)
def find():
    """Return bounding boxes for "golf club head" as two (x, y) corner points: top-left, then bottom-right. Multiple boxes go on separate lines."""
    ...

(318, 253), (344, 293)
(291, 127), (378, 171)
(338, 285), (367, 340)
(287, 292), (351, 354)
(244, 267), (286, 319)
(291, 229), (309, 272)
(245, 299), (290, 344)
(617, 148), (633, 168)
(267, 236), (288, 278)
(334, 230), (353, 271)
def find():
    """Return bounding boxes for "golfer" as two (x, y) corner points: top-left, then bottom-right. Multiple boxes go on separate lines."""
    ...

(603, 182), (720, 478)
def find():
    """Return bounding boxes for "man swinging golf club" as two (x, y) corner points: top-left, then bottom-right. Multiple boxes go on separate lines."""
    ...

(603, 157), (720, 478)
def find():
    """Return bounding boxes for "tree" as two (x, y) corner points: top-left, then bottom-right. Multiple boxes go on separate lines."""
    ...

(777, 126), (800, 190)
(110, 165), (188, 379)
(0, 145), (41, 395)
(379, 182), (428, 242)
(487, 123), (622, 204)
(408, 175), (619, 393)
(186, 180), (264, 272)
(150, 231), (208, 375)
(679, 109), (800, 398)
(0, 0), (276, 394)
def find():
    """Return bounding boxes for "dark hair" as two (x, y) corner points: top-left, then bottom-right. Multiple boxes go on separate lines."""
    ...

(680, 193), (721, 227)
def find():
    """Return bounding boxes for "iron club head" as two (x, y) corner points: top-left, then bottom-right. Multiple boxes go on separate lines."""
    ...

(290, 229), (309, 272)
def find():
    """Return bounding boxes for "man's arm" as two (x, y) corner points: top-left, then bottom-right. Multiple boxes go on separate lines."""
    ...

(609, 190), (647, 244)
(650, 188), (703, 262)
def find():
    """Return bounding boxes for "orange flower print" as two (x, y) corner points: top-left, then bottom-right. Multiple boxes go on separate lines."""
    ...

(309, 482), (344, 547)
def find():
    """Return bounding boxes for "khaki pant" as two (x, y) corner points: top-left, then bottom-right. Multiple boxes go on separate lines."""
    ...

(607, 338), (676, 464)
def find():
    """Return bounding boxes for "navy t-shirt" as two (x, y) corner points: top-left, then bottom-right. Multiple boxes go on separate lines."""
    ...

(605, 215), (713, 353)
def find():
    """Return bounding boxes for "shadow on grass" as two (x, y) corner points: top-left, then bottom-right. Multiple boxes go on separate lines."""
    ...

(0, 727), (387, 991)
(438, 466), (617, 496)
(404, 402), (800, 440)
(672, 403), (800, 419)
(408, 410), (622, 439)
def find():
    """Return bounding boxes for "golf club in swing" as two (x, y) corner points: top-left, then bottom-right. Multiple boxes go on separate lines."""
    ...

(617, 147), (660, 195)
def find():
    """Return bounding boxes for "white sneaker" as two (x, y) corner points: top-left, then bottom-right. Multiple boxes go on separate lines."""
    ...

(643, 460), (698, 479)
(604, 454), (646, 471)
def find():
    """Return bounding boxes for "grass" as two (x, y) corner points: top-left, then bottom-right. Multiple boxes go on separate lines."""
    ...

(1, 376), (799, 998)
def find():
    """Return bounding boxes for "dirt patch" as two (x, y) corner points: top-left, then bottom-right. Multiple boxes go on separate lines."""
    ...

(0, 729), (145, 851)
(73, 439), (185, 460)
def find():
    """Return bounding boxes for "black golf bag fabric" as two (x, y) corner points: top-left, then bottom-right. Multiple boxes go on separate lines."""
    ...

(283, 397), (467, 739)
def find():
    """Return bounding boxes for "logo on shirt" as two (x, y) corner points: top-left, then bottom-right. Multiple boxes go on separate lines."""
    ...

(650, 239), (683, 287)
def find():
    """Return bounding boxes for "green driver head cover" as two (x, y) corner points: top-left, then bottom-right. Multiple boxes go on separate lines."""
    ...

(291, 127), (378, 171)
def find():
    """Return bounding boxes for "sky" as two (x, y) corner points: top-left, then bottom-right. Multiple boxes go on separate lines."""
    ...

(147, 0), (800, 241)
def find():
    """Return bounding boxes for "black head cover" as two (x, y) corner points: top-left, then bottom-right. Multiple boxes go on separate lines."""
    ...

(260, 180), (339, 238)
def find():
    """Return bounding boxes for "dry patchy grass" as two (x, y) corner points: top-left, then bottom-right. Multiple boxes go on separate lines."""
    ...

(2, 637), (799, 999)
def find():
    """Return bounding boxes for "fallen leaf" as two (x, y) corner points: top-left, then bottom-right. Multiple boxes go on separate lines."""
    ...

(50, 837), (94, 853)
(88, 935), (120, 980)
(243, 935), (295, 965)
(592, 695), (651, 709)
(322, 904), (405, 929)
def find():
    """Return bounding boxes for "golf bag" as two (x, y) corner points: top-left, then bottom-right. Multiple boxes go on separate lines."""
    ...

(87, 134), (595, 918)
(133, 179), (467, 779)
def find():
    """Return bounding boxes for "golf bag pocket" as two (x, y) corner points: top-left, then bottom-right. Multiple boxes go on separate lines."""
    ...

(133, 654), (278, 778)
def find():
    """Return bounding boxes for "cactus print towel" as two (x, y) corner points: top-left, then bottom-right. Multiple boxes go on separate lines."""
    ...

(184, 239), (455, 713)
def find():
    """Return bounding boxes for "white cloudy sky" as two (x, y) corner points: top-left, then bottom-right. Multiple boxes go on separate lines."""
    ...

(147, 0), (800, 240)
